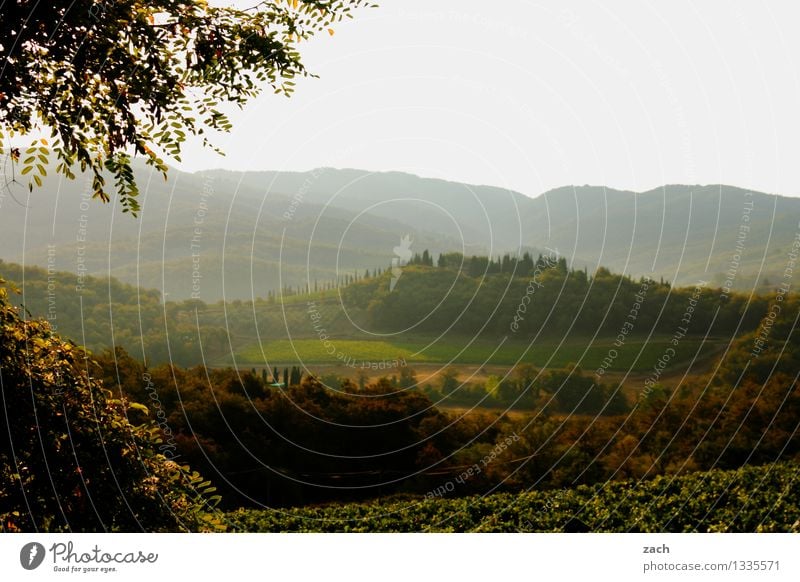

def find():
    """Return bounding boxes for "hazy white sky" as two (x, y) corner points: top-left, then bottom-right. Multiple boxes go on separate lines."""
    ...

(180, 0), (800, 197)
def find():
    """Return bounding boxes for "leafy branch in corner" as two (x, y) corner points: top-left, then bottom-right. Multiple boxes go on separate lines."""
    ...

(0, 0), (376, 215)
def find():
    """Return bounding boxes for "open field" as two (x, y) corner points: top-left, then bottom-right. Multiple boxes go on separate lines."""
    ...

(235, 334), (724, 371)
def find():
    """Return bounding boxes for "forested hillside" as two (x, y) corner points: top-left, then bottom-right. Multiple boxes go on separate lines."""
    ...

(1, 253), (773, 369)
(341, 254), (768, 336)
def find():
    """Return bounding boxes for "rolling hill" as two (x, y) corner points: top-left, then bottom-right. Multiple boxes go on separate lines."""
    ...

(1, 164), (797, 300)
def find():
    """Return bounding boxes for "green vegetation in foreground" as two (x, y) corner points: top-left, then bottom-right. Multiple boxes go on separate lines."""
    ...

(236, 336), (721, 370)
(227, 462), (800, 532)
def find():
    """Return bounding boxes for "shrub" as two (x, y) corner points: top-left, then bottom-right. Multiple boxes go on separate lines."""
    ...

(0, 282), (221, 532)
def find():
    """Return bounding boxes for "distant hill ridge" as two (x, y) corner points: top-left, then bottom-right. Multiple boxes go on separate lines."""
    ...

(0, 163), (795, 300)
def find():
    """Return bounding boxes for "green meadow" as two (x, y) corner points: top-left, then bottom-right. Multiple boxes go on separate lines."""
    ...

(236, 335), (722, 370)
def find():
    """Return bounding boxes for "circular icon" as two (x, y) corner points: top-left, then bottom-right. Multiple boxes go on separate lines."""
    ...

(20, 542), (46, 570)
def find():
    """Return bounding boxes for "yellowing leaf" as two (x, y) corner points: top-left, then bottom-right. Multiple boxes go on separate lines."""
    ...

(129, 402), (150, 414)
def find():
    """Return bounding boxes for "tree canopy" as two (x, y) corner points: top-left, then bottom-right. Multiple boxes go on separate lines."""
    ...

(0, 0), (373, 214)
